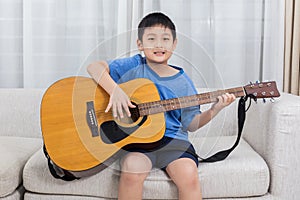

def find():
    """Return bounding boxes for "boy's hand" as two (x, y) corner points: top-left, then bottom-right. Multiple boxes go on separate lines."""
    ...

(211, 93), (236, 113)
(105, 85), (136, 118)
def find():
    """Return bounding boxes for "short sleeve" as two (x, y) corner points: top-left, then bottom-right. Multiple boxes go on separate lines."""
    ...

(108, 54), (143, 82)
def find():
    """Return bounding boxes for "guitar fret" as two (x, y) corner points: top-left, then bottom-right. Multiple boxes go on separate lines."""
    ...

(138, 87), (246, 116)
(178, 97), (189, 107)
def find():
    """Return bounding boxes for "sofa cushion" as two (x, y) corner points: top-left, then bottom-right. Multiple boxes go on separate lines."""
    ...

(0, 186), (24, 200)
(0, 136), (42, 197)
(193, 136), (270, 198)
(23, 136), (269, 199)
(24, 192), (274, 200)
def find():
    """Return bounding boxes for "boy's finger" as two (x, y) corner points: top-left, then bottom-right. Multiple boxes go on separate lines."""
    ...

(124, 106), (131, 117)
(105, 103), (112, 113)
(128, 100), (136, 108)
(112, 104), (117, 118)
(121, 102), (131, 117)
(217, 95), (223, 103)
(117, 103), (124, 118)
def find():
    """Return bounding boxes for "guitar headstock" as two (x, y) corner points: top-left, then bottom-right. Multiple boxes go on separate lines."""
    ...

(243, 81), (280, 99)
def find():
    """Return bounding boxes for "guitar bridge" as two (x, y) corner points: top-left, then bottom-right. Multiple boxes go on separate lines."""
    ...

(86, 101), (99, 137)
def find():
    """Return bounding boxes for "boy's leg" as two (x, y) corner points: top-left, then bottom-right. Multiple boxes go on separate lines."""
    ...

(166, 158), (202, 200)
(118, 152), (152, 200)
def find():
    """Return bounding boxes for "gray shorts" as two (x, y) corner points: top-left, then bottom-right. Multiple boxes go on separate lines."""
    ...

(124, 136), (199, 171)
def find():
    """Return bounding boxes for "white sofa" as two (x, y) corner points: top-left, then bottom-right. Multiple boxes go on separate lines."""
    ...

(1, 87), (300, 199)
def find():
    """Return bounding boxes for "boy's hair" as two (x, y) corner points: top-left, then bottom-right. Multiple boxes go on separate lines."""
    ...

(138, 12), (176, 41)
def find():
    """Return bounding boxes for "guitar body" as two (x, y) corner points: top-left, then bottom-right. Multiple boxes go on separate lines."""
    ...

(41, 77), (165, 174)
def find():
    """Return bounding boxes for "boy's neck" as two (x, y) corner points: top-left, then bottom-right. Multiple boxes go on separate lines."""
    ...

(146, 59), (179, 77)
(147, 60), (168, 69)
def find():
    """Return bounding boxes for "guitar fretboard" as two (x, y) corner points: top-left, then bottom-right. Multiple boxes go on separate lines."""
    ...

(138, 87), (245, 116)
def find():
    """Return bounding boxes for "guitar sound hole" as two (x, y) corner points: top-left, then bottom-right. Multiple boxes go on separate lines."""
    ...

(129, 102), (140, 122)
(114, 102), (140, 125)
(100, 114), (147, 144)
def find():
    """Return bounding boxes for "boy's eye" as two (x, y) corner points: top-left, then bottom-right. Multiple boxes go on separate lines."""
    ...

(148, 38), (155, 40)
(163, 38), (170, 40)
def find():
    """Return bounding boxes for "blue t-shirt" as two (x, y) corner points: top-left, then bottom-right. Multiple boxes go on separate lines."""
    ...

(108, 54), (201, 141)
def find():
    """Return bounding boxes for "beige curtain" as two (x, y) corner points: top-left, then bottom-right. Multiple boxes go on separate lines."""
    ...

(284, 0), (300, 95)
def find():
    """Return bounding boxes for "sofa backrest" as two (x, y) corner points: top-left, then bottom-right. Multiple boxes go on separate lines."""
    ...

(0, 88), (44, 138)
(188, 88), (239, 139)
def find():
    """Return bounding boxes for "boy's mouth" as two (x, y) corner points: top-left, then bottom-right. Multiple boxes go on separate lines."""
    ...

(154, 51), (166, 55)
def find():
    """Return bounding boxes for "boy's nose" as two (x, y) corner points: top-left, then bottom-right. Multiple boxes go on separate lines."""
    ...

(155, 40), (163, 48)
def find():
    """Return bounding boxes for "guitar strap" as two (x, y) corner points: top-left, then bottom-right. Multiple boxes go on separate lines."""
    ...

(43, 145), (79, 181)
(196, 94), (255, 163)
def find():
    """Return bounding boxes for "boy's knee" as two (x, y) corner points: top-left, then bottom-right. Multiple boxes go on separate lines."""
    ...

(120, 152), (152, 173)
(167, 158), (200, 188)
(182, 166), (199, 187)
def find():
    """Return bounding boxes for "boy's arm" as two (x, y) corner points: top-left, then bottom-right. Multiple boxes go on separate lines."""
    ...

(87, 61), (116, 95)
(188, 93), (235, 132)
(87, 61), (135, 118)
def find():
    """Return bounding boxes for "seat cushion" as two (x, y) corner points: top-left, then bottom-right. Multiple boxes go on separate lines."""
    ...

(0, 186), (24, 200)
(23, 136), (269, 199)
(193, 136), (270, 198)
(0, 136), (42, 197)
(24, 192), (274, 200)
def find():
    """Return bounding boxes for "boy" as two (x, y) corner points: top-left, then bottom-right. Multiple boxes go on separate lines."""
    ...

(87, 12), (235, 200)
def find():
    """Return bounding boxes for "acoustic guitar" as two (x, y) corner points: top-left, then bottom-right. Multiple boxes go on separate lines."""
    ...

(41, 76), (280, 176)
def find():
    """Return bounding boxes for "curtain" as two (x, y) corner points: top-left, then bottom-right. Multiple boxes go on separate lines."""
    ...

(284, 0), (300, 95)
(0, 0), (23, 87)
(0, 0), (284, 89)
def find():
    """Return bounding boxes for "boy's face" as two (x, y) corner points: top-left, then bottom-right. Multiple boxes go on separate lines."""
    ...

(137, 24), (177, 65)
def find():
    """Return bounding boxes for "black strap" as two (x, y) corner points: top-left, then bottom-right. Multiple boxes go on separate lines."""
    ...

(43, 145), (80, 181)
(198, 95), (253, 162)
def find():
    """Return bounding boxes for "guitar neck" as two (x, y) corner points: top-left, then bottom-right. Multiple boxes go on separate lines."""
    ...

(138, 87), (245, 116)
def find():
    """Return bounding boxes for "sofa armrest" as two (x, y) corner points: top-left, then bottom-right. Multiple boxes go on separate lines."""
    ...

(243, 92), (300, 199)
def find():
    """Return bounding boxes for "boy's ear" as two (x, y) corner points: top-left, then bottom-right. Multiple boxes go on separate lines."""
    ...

(137, 39), (143, 51)
(172, 38), (178, 50)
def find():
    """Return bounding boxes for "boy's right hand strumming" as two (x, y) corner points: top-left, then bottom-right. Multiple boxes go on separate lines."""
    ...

(105, 85), (136, 119)
(87, 61), (135, 119)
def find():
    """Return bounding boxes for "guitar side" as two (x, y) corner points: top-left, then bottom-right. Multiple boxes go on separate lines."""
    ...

(41, 77), (165, 173)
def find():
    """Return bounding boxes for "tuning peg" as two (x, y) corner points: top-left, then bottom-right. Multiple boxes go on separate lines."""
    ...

(262, 98), (266, 103)
(270, 98), (275, 103)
